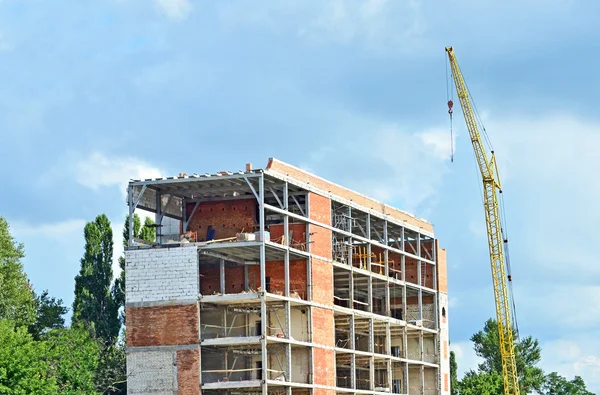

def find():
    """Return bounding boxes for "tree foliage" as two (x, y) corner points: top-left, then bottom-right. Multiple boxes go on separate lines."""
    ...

(470, 319), (544, 394)
(44, 326), (100, 395)
(29, 290), (68, 339)
(541, 372), (594, 395)
(94, 340), (127, 395)
(450, 350), (460, 395)
(0, 320), (57, 394)
(455, 319), (594, 395)
(0, 217), (37, 328)
(72, 214), (120, 345)
(459, 370), (503, 395)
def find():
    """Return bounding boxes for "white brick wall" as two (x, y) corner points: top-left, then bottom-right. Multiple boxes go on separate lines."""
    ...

(439, 292), (450, 395)
(128, 350), (175, 394)
(126, 247), (199, 304)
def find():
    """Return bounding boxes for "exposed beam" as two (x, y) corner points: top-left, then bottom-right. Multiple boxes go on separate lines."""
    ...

(291, 195), (306, 217)
(184, 201), (200, 232)
(270, 187), (284, 209)
(132, 185), (147, 210)
(130, 172), (261, 187)
(243, 176), (260, 202)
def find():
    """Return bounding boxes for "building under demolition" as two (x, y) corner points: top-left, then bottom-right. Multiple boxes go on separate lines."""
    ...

(124, 158), (450, 395)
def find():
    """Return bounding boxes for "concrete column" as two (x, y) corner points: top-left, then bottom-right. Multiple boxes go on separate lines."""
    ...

(369, 318), (375, 390)
(259, 174), (268, 395)
(350, 315), (356, 389)
(220, 259), (225, 295)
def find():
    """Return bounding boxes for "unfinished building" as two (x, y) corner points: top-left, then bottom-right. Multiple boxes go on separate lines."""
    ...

(124, 158), (450, 395)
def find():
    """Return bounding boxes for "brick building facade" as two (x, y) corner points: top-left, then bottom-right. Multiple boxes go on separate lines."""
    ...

(125, 158), (450, 394)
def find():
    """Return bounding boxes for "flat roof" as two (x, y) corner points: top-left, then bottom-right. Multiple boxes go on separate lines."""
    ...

(128, 158), (433, 234)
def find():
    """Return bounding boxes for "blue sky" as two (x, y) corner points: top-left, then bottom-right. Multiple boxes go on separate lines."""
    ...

(1, 0), (600, 390)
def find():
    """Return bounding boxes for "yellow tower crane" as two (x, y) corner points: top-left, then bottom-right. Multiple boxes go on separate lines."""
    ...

(445, 46), (520, 395)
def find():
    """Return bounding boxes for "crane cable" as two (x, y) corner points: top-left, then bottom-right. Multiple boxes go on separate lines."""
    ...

(446, 56), (454, 162)
(446, 57), (520, 339)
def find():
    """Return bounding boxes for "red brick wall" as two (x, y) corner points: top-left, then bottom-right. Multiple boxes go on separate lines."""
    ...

(371, 246), (403, 277)
(312, 307), (335, 387)
(367, 246), (434, 288)
(313, 348), (336, 387)
(186, 199), (256, 240)
(199, 265), (247, 295)
(311, 258), (333, 305)
(313, 390), (335, 395)
(269, 223), (307, 246)
(177, 349), (200, 394)
(437, 240), (448, 293)
(199, 265), (219, 295)
(246, 260), (308, 297)
(226, 266), (245, 293)
(126, 305), (198, 346)
(406, 295), (435, 304)
(308, 193), (332, 259)
(312, 307), (334, 346)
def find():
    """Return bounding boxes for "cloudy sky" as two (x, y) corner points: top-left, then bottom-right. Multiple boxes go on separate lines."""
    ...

(1, 0), (599, 390)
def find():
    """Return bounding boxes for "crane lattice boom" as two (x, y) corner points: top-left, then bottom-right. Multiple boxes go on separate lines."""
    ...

(445, 46), (520, 395)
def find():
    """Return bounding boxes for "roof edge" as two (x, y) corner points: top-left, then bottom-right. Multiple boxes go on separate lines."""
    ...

(264, 158), (433, 232)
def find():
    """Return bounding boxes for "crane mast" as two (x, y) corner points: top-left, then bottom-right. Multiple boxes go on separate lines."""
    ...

(445, 47), (520, 395)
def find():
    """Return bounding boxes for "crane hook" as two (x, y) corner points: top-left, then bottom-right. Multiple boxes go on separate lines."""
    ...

(448, 100), (454, 162)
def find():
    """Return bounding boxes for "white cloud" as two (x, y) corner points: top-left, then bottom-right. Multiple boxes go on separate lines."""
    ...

(155, 0), (192, 21)
(11, 219), (87, 243)
(446, 113), (600, 391)
(75, 152), (164, 275)
(515, 285), (600, 330)
(218, 1), (426, 53)
(76, 152), (163, 196)
(418, 128), (454, 161)
(450, 341), (482, 379)
(303, 121), (452, 216)
(541, 338), (600, 391)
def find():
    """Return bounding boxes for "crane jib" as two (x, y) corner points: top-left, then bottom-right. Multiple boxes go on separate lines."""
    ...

(445, 46), (521, 395)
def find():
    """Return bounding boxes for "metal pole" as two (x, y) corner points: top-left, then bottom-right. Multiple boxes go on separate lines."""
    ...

(128, 186), (134, 247)
(259, 173), (268, 395)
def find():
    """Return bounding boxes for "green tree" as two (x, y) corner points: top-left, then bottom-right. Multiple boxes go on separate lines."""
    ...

(0, 217), (37, 328)
(458, 320), (594, 394)
(94, 340), (127, 395)
(121, 214), (155, 246)
(44, 326), (100, 394)
(29, 290), (68, 339)
(470, 319), (544, 394)
(450, 350), (460, 395)
(0, 320), (57, 394)
(112, 214), (155, 326)
(72, 214), (119, 345)
(541, 372), (594, 395)
(139, 217), (156, 244)
(459, 370), (503, 395)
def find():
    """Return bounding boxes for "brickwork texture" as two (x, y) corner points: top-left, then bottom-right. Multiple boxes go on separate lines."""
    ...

(126, 304), (198, 347)
(126, 247), (198, 304)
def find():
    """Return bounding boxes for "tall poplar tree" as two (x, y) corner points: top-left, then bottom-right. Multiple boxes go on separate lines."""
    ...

(450, 350), (459, 395)
(0, 216), (37, 328)
(72, 214), (119, 345)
